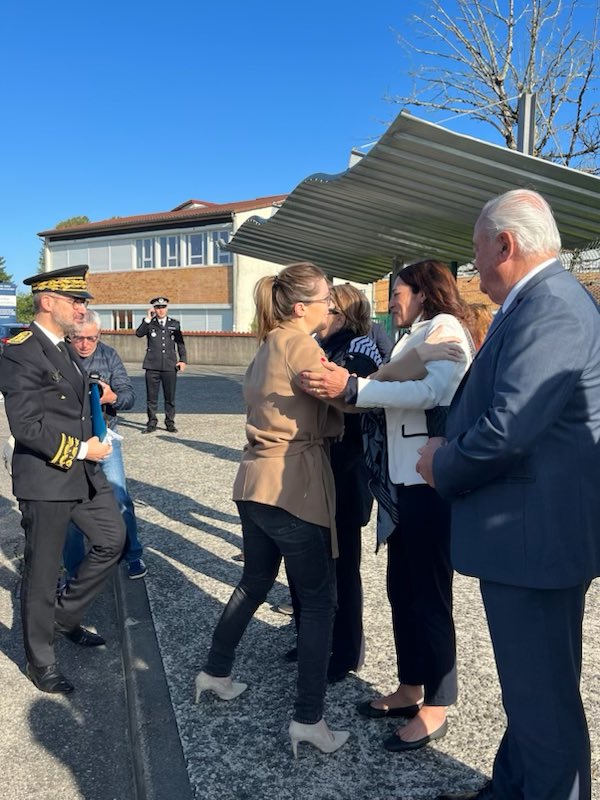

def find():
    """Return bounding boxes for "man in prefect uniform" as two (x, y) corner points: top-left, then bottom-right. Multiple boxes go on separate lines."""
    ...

(135, 297), (186, 434)
(0, 264), (125, 694)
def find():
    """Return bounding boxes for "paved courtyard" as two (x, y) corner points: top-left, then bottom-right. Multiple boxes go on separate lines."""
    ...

(0, 364), (598, 799)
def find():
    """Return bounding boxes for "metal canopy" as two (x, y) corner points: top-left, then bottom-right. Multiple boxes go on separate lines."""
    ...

(227, 111), (600, 283)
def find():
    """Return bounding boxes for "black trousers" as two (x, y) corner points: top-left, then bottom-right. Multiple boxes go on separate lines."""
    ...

(206, 502), (336, 724)
(328, 508), (363, 674)
(288, 512), (363, 676)
(482, 580), (590, 800)
(386, 483), (457, 706)
(19, 482), (125, 667)
(145, 369), (177, 426)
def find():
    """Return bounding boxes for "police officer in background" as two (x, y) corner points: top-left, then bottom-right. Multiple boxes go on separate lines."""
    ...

(135, 297), (187, 434)
(0, 264), (125, 694)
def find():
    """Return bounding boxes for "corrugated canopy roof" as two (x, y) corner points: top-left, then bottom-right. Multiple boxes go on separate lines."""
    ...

(227, 112), (600, 283)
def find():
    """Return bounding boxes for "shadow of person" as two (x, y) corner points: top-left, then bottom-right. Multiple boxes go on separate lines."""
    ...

(0, 494), (26, 669)
(158, 436), (243, 463)
(128, 477), (241, 545)
(25, 577), (135, 800)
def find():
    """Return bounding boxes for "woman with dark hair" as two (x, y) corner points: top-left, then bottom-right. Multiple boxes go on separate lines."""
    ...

(195, 262), (350, 758)
(301, 261), (473, 753)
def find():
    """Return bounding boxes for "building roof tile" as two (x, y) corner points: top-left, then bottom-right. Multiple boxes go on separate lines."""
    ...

(38, 195), (288, 238)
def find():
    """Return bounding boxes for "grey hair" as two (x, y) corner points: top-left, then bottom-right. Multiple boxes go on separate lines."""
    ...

(76, 309), (102, 330)
(476, 189), (561, 257)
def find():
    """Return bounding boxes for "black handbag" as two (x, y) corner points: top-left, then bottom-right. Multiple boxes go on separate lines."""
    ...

(425, 405), (450, 438)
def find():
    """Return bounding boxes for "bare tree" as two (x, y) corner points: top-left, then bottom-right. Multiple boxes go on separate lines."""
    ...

(391, 0), (599, 172)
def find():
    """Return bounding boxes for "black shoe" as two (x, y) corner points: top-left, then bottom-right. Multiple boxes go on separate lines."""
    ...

(383, 719), (448, 752)
(283, 647), (298, 663)
(55, 624), (105, 647)
(165, 425), (178, 433)
(26, 663), (74, 694)
(356, 699), (421, 719)
(142, 425), (157, 434)
(435, 782), (494, 800)
(327, 670), (350, 684)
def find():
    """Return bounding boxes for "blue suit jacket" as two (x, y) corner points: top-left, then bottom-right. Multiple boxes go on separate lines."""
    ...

(433, 261), (600, 589)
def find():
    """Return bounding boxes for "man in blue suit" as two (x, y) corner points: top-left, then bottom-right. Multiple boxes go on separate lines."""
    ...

(417, 189), (600, 800)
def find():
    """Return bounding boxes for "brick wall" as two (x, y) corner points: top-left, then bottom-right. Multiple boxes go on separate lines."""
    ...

(373, 278), (390, 314)
(87, 266), (232, 305)
(574, 270), (600, 304)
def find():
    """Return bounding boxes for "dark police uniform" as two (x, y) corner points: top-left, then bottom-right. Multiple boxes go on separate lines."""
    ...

(135, 299), (186, 431)
(0, 266), (125, 680)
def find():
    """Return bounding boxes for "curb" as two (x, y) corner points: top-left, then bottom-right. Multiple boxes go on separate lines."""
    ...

(114, 568), (194, 800)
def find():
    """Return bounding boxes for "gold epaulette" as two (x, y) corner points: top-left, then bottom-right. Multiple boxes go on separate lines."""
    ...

(7, 331), (32, 345)
(49, 433), (80, 470)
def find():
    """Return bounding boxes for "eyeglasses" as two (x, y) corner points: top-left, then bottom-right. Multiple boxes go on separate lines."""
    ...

(49, 293), (89, 308)
(71, 335), (98, 343)
(300, 293), (332, 306)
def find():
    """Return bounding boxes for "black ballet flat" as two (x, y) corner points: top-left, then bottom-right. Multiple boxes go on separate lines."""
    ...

(383, 719), (448, 752)
(357, 699), (421, 719)
(283, 647), (298, 663)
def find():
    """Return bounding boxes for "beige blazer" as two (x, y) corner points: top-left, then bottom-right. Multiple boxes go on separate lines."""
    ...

(233, 323), (344, 556)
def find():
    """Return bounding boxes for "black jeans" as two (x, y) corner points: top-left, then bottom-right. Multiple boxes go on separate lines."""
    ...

(387, 484), (457, 706)
(205, 501), (336, 724)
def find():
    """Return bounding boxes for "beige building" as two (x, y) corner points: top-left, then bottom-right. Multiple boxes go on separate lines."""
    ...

(38, 195), (287, 332)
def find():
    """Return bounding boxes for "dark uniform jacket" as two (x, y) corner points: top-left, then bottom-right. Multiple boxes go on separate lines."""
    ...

(135, 316), (186, 371)
(0, 324), (105, 501)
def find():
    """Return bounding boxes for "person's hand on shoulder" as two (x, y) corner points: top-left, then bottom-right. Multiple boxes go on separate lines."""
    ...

(300, 359), (350, 399)
(416, 338), (464, 363)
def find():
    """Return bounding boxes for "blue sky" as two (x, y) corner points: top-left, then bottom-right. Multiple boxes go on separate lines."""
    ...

(0, 1), (595, 288)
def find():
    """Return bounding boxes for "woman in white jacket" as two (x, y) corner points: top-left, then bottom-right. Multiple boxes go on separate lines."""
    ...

(301, 261), (473, 753)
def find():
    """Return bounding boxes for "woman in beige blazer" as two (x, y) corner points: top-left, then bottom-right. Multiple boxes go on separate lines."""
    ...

(195, 262), (350, 757)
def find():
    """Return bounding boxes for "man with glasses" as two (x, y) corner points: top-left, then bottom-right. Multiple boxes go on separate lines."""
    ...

(0, 265), (125, 694)
(63, 310), (146, 580)
(136, 296), (186, 434)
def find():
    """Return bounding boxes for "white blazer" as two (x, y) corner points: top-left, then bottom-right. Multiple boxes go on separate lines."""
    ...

(356, 314), (472, 486)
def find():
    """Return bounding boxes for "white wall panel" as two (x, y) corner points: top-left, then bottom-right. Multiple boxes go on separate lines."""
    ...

(88, 242), (110, 271)
(110, 241), (133, 270)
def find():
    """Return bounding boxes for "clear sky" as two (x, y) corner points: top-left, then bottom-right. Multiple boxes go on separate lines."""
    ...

(0, 0), (594, 288)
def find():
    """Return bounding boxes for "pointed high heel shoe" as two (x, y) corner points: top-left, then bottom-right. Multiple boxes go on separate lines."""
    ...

(288, 718), (350, 758)
(194, 670), (247, 703)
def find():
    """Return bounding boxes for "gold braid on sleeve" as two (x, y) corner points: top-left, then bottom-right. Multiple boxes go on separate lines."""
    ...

(49, 433), (80, 470)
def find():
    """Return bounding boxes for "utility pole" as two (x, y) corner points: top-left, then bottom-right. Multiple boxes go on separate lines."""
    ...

(517, 93), (537, 156)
